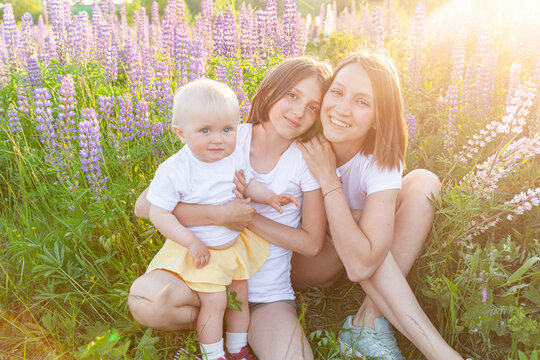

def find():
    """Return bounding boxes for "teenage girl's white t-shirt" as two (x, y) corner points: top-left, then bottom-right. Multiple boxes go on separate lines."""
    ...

(237, 123), (321, 302)
(337, 152), (403, 210)
(146, 144), (253, 247)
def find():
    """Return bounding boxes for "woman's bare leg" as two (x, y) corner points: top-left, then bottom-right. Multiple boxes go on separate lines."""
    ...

(248, 302), (313, 360)
(355, 169), (441, 328)
(128, 270), (200, 330)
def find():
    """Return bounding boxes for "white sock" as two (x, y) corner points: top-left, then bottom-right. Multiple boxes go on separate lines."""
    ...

(200, 339), (225, 360)
(225, 332), (248, 354)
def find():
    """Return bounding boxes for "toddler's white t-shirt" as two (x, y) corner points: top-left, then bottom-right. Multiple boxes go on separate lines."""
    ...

(147, 143), (252, 247)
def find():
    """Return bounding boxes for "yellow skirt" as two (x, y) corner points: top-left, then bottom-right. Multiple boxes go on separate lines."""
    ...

(146, 228), (269, 292)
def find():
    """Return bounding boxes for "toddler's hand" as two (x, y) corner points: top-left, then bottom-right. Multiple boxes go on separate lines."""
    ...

(188, 240), (210, 268)
(233, 170), (248, 199)
(268, 194), (300, 214)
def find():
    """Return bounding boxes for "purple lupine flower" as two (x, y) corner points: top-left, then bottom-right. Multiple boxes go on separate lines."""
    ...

(239, 5), (255, 61)
(506, 62), (522, 108)
(116, 94), (136, 141)
(26, 57), (42, 87)
(152, 60), (173, 117)
(450, 28), (467, 85)
(230, 65), (251, 119)
(282, 0), (299, 58)
(57, 74), (77, 145)
(213, 14), (225, 57)
(442, 84), (459, 148)
(78, 108), (107, 194)
(214, 64), (227, 83)
(407, 1), (425, 91)
(298, 13), (308, 55)
(265, 0), (280, 49)
(34, 87), (59, 164)
(323, 3), (336, 37)
(370, 6), (384, 49)
(49, 0), (69, 63)
(135, 99), (151, 138)
(150, 2), (162, 51)
(7, 104), (22, 133)
(20, 13), (35, 59)
(17, 88), (31, 116)
(151, 121), (164, 144)
(174, 31), (190, 86)
(478, 52), (497, 120)
(98, 95), (115, 123)
(0, 60), (11, 89)
(255, 10), (269, 62)
(44, 36), (58, 62)
(405, 113), (417, 145)
(105, 38), (118, 81)
(189, 39), (206, 81)
(385, 0), (394, 37)
(2, 4), (19, 65)
(223, 7), (238, 58)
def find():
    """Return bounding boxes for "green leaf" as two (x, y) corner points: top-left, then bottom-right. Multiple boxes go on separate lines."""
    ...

(226, 290), (243, 311)
(506, 257), (539, 285)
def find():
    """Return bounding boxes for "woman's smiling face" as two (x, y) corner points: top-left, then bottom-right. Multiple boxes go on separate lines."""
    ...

(320, 63), (376, 150)
(267, 76), (323, 140)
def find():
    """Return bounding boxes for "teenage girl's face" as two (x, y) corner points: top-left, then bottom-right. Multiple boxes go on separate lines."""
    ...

(267, 76), (323, 140)
(320, 63), (376, 149)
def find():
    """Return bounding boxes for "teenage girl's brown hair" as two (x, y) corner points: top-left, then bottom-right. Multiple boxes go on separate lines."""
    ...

(331, 52), (408, 170)
(247, 57), (331, 141)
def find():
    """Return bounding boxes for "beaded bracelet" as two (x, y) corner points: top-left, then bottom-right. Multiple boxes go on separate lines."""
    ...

(322, 186), (342, 199)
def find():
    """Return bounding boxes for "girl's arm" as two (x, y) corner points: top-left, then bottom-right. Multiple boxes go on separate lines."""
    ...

(134, 187), (256, 231)
(298, 136), (397, 281)
(246, 189), (326, 257)
(134, 187), (326, 257)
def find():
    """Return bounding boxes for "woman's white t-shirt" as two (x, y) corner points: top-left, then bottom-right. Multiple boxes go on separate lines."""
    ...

(337, 152), (402, 210)
(237, 123), (321, 302)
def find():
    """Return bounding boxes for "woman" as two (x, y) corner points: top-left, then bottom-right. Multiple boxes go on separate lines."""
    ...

(295, 52), (465, 360)
(129, 57), (331, 360)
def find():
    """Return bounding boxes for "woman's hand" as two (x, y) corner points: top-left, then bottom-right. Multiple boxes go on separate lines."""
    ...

(298, 135), (340, 190)
(218, 198), (256, 231)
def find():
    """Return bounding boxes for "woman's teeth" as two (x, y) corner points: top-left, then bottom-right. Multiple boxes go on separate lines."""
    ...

(330, 117), (351, 128)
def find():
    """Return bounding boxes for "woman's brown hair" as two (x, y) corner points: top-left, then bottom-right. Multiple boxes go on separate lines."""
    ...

(247, 57), (331, 141)
(330, 52), (408, 170)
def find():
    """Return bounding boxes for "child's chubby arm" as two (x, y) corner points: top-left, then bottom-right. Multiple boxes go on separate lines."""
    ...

(149, 204), (210, 268)
(240, 172), (299, 214)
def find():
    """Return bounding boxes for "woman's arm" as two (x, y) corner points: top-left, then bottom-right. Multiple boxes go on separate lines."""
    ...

(134, 187), (256, 231)
(246, 189), (326, 257)
(298, 136), (397, 281)
(134, 186), (326, 257)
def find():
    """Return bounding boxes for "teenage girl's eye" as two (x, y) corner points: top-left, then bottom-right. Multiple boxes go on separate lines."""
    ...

(201, 128), (209, 134)
(330, 88), (342, 96)
(308, 105), (319, 112)
(287, 91), (297, 100)
(357, 99), (370, 106)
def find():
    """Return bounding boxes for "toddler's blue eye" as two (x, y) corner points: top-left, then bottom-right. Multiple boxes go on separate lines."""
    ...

(224, 127), (231, 133)
(201, 128), (209, 134)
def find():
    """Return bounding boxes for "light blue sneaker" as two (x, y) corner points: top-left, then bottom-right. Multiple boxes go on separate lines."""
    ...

(338, 315), (405, 360)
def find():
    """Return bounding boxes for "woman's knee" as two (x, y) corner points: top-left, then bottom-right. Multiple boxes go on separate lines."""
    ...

(402, 169), (441, 202)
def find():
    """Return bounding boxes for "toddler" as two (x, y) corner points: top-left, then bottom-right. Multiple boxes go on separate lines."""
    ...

(145, 78), (297, 360)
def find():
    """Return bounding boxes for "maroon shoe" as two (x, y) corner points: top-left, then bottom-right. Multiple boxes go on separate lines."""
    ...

(225, 345), (257, 360)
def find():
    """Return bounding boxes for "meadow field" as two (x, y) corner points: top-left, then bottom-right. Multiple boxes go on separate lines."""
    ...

(0, 0), (538, 358)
